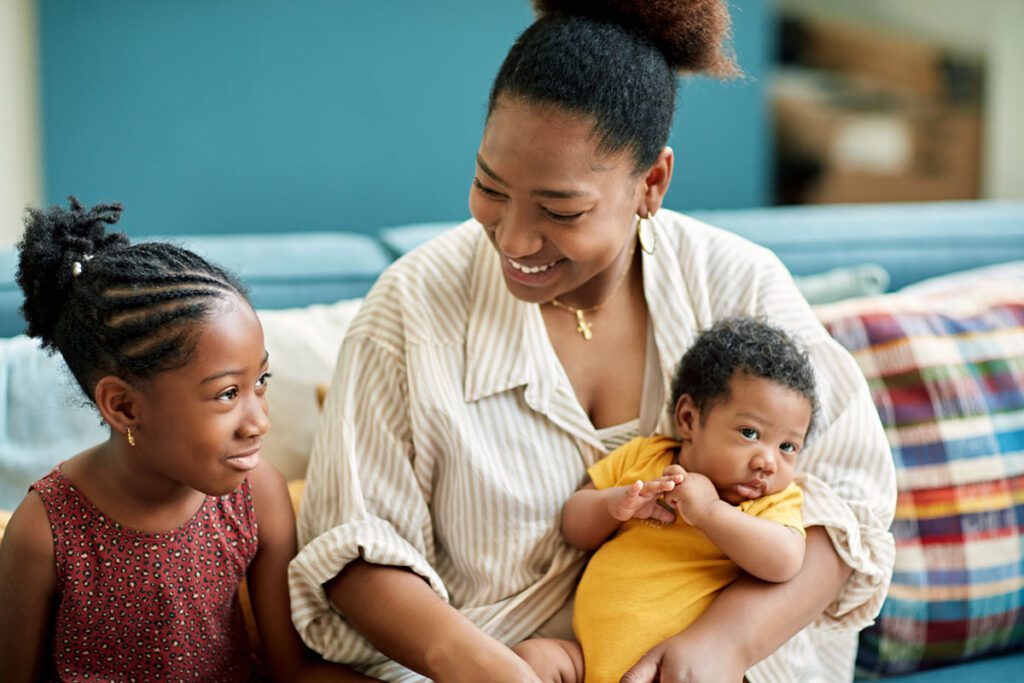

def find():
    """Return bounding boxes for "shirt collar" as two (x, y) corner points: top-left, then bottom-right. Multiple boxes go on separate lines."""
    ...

(464, 229), (539, 403)
(642, 212), (700, 391)
(641, 213), (702, 436)
(463, 213), (700, 448)
(463, 229), (603, 450)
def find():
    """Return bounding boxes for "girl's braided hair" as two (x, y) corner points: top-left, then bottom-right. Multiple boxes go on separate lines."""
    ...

(16, 197), (249, 401)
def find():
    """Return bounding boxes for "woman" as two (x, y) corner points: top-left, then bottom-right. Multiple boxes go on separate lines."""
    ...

(290, 2), (896, 681)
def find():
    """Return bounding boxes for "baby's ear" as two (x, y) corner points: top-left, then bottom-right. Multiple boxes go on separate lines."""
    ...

(674, 394), (699, 439)
(93, 375), (138, 437)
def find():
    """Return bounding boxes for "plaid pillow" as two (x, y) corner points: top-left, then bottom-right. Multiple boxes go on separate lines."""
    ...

(815, 272), (1024, 677)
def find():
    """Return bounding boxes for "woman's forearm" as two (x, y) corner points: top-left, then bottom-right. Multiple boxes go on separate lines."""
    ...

(686, 526), (852, 667)
(324, 560), (496, 678)
(696, 501), (805, 582)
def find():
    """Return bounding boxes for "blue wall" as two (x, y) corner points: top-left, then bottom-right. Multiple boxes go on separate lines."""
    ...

(40, 1), (771, 236)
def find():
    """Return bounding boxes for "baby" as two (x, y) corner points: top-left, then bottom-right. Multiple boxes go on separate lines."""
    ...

(515, 317), (818, 682)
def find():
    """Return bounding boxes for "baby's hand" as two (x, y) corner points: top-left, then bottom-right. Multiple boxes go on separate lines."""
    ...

(661, 464), (686, 481)
(663, 471), (719, 526)
(606, 478), (678, 523)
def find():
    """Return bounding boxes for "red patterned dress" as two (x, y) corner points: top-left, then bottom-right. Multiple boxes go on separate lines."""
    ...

(31, 466), (259, 682)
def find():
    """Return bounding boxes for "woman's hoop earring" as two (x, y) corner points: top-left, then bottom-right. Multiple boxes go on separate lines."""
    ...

(637, 212), (656, 255)
(127, 427), (136, 448)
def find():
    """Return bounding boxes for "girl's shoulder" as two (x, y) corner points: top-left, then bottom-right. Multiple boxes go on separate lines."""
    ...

(245, 461), (291, 530)
(26, 463), (79, 519)
(0, 488), (56, 570)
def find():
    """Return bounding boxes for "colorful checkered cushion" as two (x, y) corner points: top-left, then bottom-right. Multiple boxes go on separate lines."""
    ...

(815, 266), (1024, 677)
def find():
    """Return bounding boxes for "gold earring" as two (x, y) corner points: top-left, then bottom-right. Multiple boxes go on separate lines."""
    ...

(127, 427), (136, 448)
(637, 212), (656, 255)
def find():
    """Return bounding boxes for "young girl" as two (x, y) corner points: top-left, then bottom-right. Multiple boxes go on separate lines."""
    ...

(0, 199), (373, 682)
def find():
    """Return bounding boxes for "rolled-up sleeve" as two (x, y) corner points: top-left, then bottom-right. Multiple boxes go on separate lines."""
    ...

(799, 340), (897, 630)
(748, 246), (897, 632)
(289, 329), (447, 665)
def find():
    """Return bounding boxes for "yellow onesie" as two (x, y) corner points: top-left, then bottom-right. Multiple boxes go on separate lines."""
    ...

(573, 435), (804, 683)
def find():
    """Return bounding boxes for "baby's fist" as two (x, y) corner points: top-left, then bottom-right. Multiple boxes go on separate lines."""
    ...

(664, 471), (719, 526)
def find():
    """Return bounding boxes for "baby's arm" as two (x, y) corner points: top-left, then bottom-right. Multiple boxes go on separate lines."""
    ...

(561, 476), (680, 550)
(246, 463), (378, 682)
(665, 468), (805, 583)
(0, 491), (58, 682)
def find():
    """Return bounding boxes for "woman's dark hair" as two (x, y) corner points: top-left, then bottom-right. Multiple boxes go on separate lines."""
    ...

(670, 317), (819, 433)
(16, 197), (249, 401)
(488, 0), (737, 172)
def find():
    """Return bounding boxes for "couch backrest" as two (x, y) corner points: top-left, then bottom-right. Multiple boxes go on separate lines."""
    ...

(690, 201), (1024, 290)
(0, 230), (393, 338)
(3, 201), (1022, 338)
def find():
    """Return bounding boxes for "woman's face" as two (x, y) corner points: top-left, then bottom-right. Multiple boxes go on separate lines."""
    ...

(470, 98), (654, 305)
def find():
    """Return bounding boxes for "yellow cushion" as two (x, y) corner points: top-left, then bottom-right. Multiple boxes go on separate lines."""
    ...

(0, 508), (10, 544)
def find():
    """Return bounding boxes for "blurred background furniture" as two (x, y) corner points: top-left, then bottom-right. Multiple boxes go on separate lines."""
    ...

(4, 1), (1024, 244)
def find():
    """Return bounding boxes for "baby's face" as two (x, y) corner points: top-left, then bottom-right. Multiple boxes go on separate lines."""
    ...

(676, 373), (812, 505)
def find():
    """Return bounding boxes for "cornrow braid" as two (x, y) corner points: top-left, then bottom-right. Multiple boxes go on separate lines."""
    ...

(16, 197), (249, 401)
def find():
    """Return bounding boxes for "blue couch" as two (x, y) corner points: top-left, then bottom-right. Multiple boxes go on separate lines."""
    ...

(2, 201), (1022, 680)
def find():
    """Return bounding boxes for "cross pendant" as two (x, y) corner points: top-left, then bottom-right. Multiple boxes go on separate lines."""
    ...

(574, 309), (593, 341)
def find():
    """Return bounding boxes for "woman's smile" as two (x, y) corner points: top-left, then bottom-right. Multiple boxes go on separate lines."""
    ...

(501, 254), (567, 286)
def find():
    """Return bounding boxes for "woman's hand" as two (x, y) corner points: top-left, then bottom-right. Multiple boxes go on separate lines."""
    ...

(606, 474), (684, 523)
(620, 628), (746, 683)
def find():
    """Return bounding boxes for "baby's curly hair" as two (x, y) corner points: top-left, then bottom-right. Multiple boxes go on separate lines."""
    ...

(670, 318), (818, 433)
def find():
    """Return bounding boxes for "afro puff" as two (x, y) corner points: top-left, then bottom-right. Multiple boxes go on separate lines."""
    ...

(530, 0), (737, 76)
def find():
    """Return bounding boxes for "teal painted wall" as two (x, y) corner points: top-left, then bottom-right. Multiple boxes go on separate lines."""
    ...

(40, 1), (771, 236)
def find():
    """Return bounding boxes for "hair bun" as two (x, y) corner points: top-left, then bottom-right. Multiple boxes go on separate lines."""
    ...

(16, 196), (129, 343)
(531, 0), (737, 76)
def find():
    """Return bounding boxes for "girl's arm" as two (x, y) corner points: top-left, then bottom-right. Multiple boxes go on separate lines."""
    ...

(246, 463), (377, 682)
(561, 479), (678, 550)
(0, 492), (58, 682)
(325, 561), (543, 682)
(668, 472), (805, 582)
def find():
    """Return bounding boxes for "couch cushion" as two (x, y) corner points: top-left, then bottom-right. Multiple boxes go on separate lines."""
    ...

(257, 299), (364, 481)
(815, 264), (1024, 676)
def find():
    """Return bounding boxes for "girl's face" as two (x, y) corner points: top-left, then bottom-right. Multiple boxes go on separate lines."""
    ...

(676, 373), (812, 505)
(470, 98), (660, 305)
(132, 294), (271, 496)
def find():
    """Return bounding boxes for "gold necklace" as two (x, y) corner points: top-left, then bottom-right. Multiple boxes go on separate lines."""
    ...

(548, 238), (638, 341)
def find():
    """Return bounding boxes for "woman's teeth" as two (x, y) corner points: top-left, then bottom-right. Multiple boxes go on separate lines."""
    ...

(509, 258), (557, 274)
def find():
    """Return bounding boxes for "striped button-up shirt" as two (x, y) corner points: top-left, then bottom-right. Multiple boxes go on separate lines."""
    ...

(290, 210), (897, 682)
